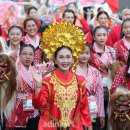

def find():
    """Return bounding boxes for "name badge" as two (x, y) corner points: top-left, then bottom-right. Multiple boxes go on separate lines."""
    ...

(88, 95), (98, 115)
(23, 95), (34, 111)
(102, 73), (108, 87)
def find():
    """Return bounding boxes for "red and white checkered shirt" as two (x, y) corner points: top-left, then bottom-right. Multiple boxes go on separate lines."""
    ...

(76, 65), (105, 117)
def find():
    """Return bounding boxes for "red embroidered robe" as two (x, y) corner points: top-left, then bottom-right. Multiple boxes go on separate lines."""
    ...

(32, 69), (92, 130)
(114, 39), (129, 64)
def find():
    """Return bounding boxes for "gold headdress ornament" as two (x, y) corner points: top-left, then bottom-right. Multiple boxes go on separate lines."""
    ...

(40, 22), (86, 66)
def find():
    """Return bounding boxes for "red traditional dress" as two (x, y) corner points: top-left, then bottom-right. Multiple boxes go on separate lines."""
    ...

(76, 65), (105, 119)
(90, 42), (116, 130)
(110, 66), (130, 94)
(22, 34), (40, 49)
(114, 37), (130, 64)
(10, 61), (38, 128)
(90, 43), (116, 74)
(32, 68), (92, 130)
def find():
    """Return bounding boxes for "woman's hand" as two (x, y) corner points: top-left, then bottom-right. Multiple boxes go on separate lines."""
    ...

(32, 65), (43, 88)
(100, 117), (105, 129)
(10, 52), (17, 62)
(88, 126), (93, 130)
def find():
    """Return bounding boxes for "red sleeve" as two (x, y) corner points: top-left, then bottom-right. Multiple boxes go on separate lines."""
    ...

(80, 18), (90, 34)
(110, 66), (125, 94)
(106, 25), (122, 47)
(34, 49), (43, 64)
(32, 80), (49, 109)
(86, 31), (93, 44)
(114, 42), (119, 61)
(77, 75), (92, 127)
(56, 18), (62, 23)
(80, 86), (92, 127)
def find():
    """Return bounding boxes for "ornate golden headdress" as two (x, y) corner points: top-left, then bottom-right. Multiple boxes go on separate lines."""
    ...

(40, 22), (86, 63)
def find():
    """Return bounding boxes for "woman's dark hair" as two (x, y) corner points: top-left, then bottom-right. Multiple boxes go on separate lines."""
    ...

(120, 18), (130, 39)
(83, 7), (94, 20)
(54, 45), (73, 67)
(97, 7), (104, 12)
(8, 25), (23, 36)
(23, 18), (38, 29)
(86, 42), (91, 50)
(96, 11), (110, 20)
(92, 26), (108, 45)
(40, 25), (49, 34)
(27, 6), (37, 15)
(125, 49), (130, 77)
(93, 26), (108, 37)
(67, 2), (77, 9)
(62, 9), (76, 24)
(8, 5), (15, 10)
(19, 44), (35, 54)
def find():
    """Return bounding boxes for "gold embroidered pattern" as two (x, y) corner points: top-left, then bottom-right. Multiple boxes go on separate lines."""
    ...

(50, 72), (78, 128)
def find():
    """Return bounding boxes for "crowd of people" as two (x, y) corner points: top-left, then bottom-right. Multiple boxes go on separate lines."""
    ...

(0, 1), (130, 130)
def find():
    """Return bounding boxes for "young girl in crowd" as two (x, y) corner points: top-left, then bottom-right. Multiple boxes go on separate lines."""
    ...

(32, 22), (92, 130)
(86, 11), (111, 44)
(22, 18), (40, 49)
(110, 49), (130, 93)
(26, 6), (41, 30)
(114, 18), (130, 64)
(90, 26), (116, 130)
(90, 26), (116, 73)
(76, 43), (105, 130)
(6, 44), (39, 130)
(7, 26), (24, 61)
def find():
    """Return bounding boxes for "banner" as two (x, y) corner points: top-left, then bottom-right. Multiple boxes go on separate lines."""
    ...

(51, 0), (75, 6)
(105, 0), (119, 12)
(78, 0), (104, 7)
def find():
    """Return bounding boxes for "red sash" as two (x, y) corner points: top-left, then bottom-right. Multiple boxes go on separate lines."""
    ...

(116, 40), (128, 63)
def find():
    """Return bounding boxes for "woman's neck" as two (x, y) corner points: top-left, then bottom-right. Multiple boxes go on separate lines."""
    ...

(79, 62), (88, 69)
(125, 37), (130, 43)
(29, 35), (36, 42)
(95, 43), (105, 52)
(10, 44), (19, 51)
(25, 65), (29, 70)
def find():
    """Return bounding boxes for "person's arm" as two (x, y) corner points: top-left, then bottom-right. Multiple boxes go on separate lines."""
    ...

(32, 68), (49, 109)
(110, 67), (124, 94)
(32, 81), (49, 109)
(96, 71), (105, 128)
(76, 14), (90, 34)
(113, 42), (120, 61)
(110, 15), (122, 25)
(80, 84), (92, 127)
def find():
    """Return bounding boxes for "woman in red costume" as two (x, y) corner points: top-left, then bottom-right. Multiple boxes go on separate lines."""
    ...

(90, 26), (116, 74)
(32, 22), (92, 130)
(86, 11), (111, 44)
(3, 5), (20, 35)
(110, 49), (130, 94)
(90, 26), (116, 130)
(22, 18), (40, 49)
(76, 43), (105, 130)
(114, 18), (130, 64)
